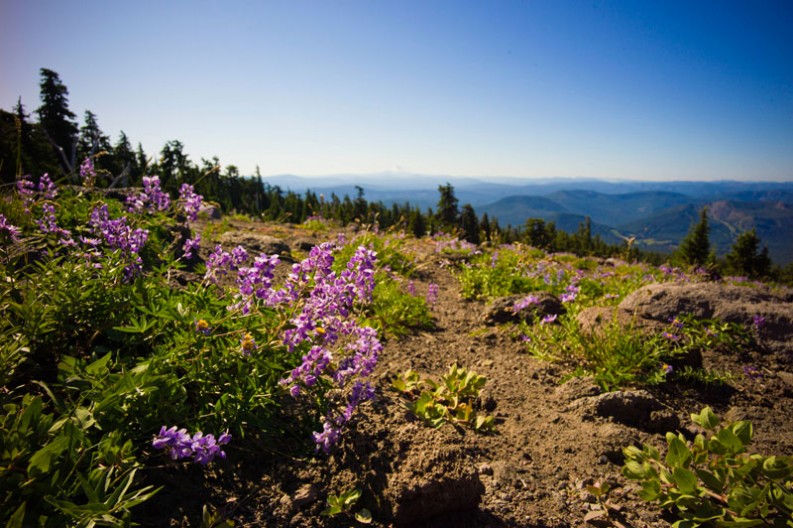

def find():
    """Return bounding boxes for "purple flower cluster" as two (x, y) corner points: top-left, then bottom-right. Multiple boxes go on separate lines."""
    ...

(752, 314), (765, 329)
(426, 283), (439, 305)
(16, 176), (36, 211)
(37, 174), (58, 200)
(127, 175), (170, 214)
(541, 314), (557, 325)
(0, 214), (21, 243)
(178, 183), (203, 221)
(234, 253), (281, 314)
(661, 331), (682, 342)
(80, 157), (96, 186)
(560, 283), (579, 303)
(513, 294), (540, 313)
(204, 244), (249, 284)
(183, 234), (201, 259)
(152, 426), (231, 465)
(89, 205), (149, 279)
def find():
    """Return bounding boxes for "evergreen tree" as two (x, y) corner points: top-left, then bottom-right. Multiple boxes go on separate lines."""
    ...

(36, 68), (79, 172)
(479, 213), (492, 242)
(525, 218), (552, 249)
(724, 229), (771, 279)
(459, 204), (480, 244)
(78, 110), (111, 159)
(677, 207), (712, 267)
(436, 183), (459, 231)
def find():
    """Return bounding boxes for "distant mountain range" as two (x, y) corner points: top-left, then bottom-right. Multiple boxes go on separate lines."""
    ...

(262, 173), (793, 264)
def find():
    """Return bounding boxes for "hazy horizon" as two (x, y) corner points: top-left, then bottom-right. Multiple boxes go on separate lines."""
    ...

(2, 0), (792, 181)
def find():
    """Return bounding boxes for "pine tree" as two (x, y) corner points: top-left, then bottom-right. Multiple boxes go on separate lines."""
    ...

(677, 207), (711, 267)
(36, 68), (79, 171)
(724, 229), (771, 278)
(436, 183), (459, 231)
(459, 203), (480, 244)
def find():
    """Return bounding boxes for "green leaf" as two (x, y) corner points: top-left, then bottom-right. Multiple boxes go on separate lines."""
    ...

(732, 420), (753, 446)
(27, 434), (70, 477)
(85, 353), (112, 376)
(672, 467), (699, 495)
(695, 468), (724, 493)
(355, 508), (372, 524)
(666, 435), (692, 468)
(762, 456), (792, 480)
(6, 502), (26, 528)
(691, 406), (720, 430)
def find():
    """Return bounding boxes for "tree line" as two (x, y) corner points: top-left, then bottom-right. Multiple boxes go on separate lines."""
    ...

(1, 68), (789, 282)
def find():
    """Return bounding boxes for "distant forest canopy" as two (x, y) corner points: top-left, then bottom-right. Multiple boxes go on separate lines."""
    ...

(2, 68), (790, 281)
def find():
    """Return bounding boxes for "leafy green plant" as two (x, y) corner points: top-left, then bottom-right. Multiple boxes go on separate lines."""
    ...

(391, 365), (495, 432)
(622, 407), (793, 527)
(321, 488), (372, 524)
(366, 277), (434, 338)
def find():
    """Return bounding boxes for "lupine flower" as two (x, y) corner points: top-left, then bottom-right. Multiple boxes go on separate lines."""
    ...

(426, 283), (439, 305)
(541, 314), (557, 325)
(88, 204), (149, 279)
(152, 426), (230, 465)
(195, 319), (211, 336)
(313, 422), (340, 454)
(0, 214), (21, 243)
(752, 315), (765, 329)
(127, 175), (170, 213)
(668, 316), (684, 329)
(37, 173), (58, 199)
(16, 176), (36, 210)
(560, 292), (577, 303)
(178, 183), (203, 221)
(183, 235), (201, 259)
(80, 157), (96, 186)
(406, 280), (416, 296)
(513, 295), (540, 313)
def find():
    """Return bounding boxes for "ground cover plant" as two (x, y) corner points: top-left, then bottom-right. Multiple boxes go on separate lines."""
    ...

(0, 165), (393, 526)
(622, 407), (793, 527)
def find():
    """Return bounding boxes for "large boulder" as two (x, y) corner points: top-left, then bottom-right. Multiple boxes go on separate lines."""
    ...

(613, 282), (793, 358)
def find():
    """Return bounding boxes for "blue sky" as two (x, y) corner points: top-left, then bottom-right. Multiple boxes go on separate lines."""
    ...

(1, 0), (792, 181)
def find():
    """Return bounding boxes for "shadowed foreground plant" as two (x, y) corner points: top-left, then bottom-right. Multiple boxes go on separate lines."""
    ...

(622, 407), (793, 527)
(392, 364), (495, 432)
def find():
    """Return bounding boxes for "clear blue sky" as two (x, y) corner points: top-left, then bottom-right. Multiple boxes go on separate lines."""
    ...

(2, 0), (792, 181)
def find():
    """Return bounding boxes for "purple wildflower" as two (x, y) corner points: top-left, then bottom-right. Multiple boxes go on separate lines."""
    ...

(560, 292), (577, 303)
(37, 173), (58, 199)
(513, 295), (540, 313)
(178, 183), (203, 221)
(16, 176), (36, 210)
(152, 426), (231, 465)
(426, 283), (439, 305)
(661, 331), (681, 342)
(743, 365), (762, 380)
(183, 234), (201, 259)
(80, 157), (96, 186)
(661, 363), (674, 375)
(752, 315), (765, 329)
(127, 175), (170, 213)
(541, 314), (557, 325)
(313, 422), (340, 454)
(0, 214), (22, 243)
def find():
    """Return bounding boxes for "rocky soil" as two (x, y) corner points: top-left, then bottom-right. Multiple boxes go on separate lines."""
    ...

(142, 221), (793, 527)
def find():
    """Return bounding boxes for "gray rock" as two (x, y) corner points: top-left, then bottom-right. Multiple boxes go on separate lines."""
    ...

(483, 292), (565, 325)
(219, 232), (290, 256)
